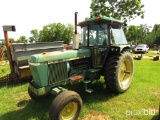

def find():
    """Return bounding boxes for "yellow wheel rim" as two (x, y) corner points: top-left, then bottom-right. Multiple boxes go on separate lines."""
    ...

(61, 102), (78, 120)
(119, 59), (132, 85)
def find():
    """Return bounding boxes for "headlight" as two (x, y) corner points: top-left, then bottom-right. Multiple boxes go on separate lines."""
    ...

(115, 48), (118, 51)
(111, 48), (114, 51)
(110, 47), (120, 52)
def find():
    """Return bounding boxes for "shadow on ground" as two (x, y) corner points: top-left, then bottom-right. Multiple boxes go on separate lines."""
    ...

(0, 80), (117, 120)
(151, 114), (160, 120)
(0, 96), (53, 120)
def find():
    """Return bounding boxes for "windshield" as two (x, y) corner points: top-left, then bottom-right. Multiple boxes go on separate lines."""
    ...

(81, 24), (108, 46)
(111, 27), (127, 45)
(81, 26), (88, 46)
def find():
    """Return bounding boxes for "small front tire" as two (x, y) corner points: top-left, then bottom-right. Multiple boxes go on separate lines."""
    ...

(49, 91), (82, 120)
(28, 88), (50, 100)
(28, 88), (41, 100)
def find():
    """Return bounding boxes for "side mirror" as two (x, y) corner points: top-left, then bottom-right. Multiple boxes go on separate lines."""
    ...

(123, 23), (127, 26)
(111, 23), (121, 29)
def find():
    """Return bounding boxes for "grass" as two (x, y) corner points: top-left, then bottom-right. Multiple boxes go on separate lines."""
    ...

(145, 50), (160, 56)
(79, 58), (160, 120)
(133, 50), (160, 57)
(0, 52), (160, 120)
(0, 63), (10, 78)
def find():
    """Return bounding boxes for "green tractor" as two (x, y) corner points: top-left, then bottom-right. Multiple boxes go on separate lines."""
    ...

(28, 12), (134, 120)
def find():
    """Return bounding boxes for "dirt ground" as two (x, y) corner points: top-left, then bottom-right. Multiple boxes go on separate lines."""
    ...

(81, 110), (111, 120)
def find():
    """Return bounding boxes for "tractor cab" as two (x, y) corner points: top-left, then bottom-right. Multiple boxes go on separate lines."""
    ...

(78, 16), (128, 68)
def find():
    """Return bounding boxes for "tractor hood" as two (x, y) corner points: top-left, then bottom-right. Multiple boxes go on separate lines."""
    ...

(28, 49), (91, 63)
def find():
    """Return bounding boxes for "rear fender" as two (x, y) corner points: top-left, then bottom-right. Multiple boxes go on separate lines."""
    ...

(121, 46), (131, 52)
(108, 45), (131, 54)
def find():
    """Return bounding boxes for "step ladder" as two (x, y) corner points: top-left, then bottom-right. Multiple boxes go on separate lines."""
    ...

(83, 80), (94, 93)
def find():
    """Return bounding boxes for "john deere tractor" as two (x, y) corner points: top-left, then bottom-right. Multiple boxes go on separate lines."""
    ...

(28, 12), (134, 120)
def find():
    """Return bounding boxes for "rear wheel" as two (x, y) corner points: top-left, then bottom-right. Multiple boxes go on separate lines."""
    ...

(49, 91), (82, 120)
(104, 51), (134, 93)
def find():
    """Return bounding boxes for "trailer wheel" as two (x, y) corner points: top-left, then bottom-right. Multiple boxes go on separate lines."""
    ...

(104, 51), (134, 93)
(49, 91), (82, 120)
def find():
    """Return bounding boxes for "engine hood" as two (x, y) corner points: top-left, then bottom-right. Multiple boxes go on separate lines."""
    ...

(28, 49), (91, 63)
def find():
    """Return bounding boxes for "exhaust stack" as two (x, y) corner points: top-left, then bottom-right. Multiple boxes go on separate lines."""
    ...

(73, 12), (79, 50)
(74, 12), (78, 34)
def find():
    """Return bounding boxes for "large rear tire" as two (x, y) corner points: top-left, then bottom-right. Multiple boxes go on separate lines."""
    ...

(49, 91), (82, 120)
(104, 51), (134, 93)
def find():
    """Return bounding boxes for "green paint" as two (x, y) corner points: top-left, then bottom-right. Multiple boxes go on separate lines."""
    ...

(29, 64), (48, 87)
(29, 83), (47, 96)
(78, 16), (122, 26)
(29, 49), (91, 63)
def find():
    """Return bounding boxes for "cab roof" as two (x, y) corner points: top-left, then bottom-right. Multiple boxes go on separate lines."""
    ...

(78, 16), (123, 26)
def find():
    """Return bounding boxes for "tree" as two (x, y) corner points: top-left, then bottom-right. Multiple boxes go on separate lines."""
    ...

(125, 25), (139, 43)
(29, 29), (39, 43)
(125, 24), (160, 45)
(62, 24), (74, 44)
(39, 23), (74, 44)
(126, 24), (150, 44)
(152, 24), (160, 44)
(144, 32), (155, 45)
(137, 24), (150, 44)
(17, 36), (28, 43)
(9, 38), (15, 43)
(90, 0), (144, 22)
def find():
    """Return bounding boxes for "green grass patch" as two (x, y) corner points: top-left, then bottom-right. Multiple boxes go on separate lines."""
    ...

(0, 64), (10, 78)
(145, 50), (160, 56)
(0, 57), (160, 120)
(0, 82), (53, 120)
(132, 50), (159, 56)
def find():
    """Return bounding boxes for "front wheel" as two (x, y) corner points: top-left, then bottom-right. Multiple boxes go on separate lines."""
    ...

(49, 91), (82, 120)
(28, 88), (41, 100)
(104, 51), (134, 93)
(28, 88), (50, 100)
